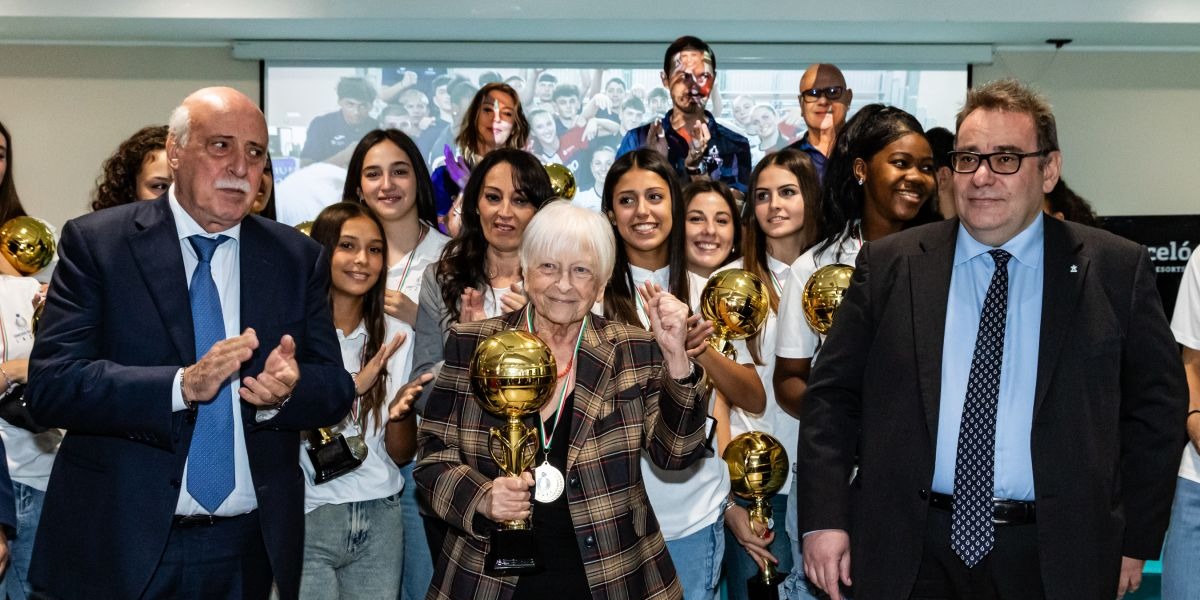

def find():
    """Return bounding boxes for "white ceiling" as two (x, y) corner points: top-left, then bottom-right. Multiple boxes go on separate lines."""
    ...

(1, 0), (1199, 48)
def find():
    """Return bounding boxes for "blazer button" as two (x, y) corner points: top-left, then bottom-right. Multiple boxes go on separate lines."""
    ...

(569, 475), (580, 489)
(584, 535), (595, 548)
(918, 488), (929, 500)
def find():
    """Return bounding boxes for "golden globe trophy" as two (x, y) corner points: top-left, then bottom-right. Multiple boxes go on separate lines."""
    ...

(0, 216), (56, 275)
(724, 431), (790, 600)
(802, 264), (854, 334)
(471, 329), (558, 573)
(700, 269), (769, 361)
(544, 163), (577, 200)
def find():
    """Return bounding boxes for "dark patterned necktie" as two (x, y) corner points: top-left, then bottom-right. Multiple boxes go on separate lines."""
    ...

(951, 249), (1012, 567)
(186, 234), (235, 512)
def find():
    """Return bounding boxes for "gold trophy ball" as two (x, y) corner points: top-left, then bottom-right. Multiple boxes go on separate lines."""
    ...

(0, 216), (56, 275)
(294, 221), (315, 236)
(471, 329), (558, 418)
(802, 264), (854, 334)
(723, 431), (789, 500)
(700, 269), (770, 342)
(545, 163), (577, 200)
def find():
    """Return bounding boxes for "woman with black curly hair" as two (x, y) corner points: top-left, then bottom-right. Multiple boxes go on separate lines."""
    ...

(90, 125), (171, 211)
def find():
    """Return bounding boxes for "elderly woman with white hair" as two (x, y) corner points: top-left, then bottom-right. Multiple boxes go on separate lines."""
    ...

(414, 200), (711, 599)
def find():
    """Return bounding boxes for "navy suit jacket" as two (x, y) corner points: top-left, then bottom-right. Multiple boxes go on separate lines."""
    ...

(0, 439), (15, 538)
(25, 197), (355, 599)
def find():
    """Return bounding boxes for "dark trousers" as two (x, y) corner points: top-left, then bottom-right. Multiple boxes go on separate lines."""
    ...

(141, 511), (273, 600)
(909, 506), (1045, 600)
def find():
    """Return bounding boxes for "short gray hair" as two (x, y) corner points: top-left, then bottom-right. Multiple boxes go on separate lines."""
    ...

(520, 201), (615, 284)
(167, 103), (191, 148)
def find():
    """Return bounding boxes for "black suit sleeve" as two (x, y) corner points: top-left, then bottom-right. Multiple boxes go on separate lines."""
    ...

(1118, 250), (1189, 558)
(796, 242), (874, 533)
(0, 439), (15, 538)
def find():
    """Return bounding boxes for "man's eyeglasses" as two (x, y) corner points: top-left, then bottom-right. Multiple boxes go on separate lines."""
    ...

(800, 86), (845, 103)
(948, 150), (1050, 175)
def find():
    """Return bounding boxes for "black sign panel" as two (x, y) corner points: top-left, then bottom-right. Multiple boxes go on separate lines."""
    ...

(1099, 215), (1200, 318)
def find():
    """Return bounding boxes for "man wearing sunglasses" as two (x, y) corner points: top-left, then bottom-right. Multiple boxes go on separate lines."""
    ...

(798, 78), (1185, 600)
(785, 64), (852, 183)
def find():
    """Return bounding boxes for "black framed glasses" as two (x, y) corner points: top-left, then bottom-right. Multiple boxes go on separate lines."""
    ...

(948, 150), (1049, 175)
(799, 86), (845, 103)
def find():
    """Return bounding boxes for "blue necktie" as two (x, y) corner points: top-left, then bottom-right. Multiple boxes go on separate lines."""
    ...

(951, 249), (1012, 568)
(186, 234), (235, 512)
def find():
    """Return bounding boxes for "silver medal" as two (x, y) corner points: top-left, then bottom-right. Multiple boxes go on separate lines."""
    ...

(534, 461), (565, 503)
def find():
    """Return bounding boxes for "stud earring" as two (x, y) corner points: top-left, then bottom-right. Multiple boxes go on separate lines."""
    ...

(857, 177), (865, 186)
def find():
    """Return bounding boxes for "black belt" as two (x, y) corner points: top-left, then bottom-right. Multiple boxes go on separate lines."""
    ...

(172, 513), (249, 528)
(929, 492), (1036, 526)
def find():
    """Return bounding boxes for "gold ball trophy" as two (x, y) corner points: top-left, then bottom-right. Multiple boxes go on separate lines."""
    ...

(544, 163), (577, 200)
(471, 329), (558, 573)
(0, 216), (56, 275)
(700, 269), (770, 361)
(724, 431), (790, 600)
(802, 264), (854, 334)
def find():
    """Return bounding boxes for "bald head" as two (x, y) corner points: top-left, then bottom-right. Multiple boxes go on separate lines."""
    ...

(799, 63), (852, 135)
(166, 87), (269, 232)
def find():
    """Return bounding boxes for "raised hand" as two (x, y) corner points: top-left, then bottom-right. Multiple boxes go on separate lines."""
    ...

(683, 313), (715, 360)
(644, 120), (669, 160)
(355, 333), (405, 395)
(685, 120), (712, 168)
(389, 372), (434, 422)
(383, 289), (419, 325)
(240, 334), (299, 407)
(183, 328), (258, 404)
(638, 281), (691, 379)
(459, 288), (488, 324)
(499, 282), (527, 314)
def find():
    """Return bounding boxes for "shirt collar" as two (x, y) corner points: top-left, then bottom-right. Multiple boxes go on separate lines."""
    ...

(629, 263), (670, 285)
(168, 184), (243, 243)
(954, 212), (1044, 269)
(337, 320), (368, 341)
(766, 254), (790, 277)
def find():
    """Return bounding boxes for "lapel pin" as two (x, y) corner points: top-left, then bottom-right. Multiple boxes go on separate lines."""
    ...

(1069, 264), (1078, 273)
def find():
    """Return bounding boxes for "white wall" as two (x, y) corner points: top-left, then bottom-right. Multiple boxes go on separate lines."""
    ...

(974, 49), (1200, 217)
(0, 44), (259, 229)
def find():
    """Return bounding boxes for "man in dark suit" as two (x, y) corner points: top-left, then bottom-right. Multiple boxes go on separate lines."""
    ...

(25, 87), (354, 599)
(797, 79), (1187, 600)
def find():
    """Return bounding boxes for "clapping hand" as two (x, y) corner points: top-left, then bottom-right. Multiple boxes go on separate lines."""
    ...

(644, 120), (669, 160)
(389, 372), (433, 422)
(355, 333), (404, 395)
(184, 328), (258, 405)
(240, 334), (301, 407)
(499, 282), (527, 314)
(459, 288), (488, 323)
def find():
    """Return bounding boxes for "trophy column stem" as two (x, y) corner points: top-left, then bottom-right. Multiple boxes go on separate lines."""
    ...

(501, 414), (534, 530)
(751, 497), (781, 585)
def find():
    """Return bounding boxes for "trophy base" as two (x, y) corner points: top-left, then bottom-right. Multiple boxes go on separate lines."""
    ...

(485, 528), (541, 574)
(747, 574), (783, 600)
(306, 435), (364, 484)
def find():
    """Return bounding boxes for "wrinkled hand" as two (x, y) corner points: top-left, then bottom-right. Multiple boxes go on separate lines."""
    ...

(1116, 556), (1144, 599)
(383, 289), (419, 325)
(725, 504), (778, 571)
(459, 288), (487, 323)
(684, 314), (715, 360)
(389, 372), (433, 422)
(480, 472), (534, 522)
(499, 282), (527, 314)
(638, 282), (691, 378)
(355, 333), (404, 395)
(240, 334), (299, 407)
(644, 120), (669, 159)
(685, 120), (712, 167)
(184, 328), (258, 404)
(803, 529), (852, 600)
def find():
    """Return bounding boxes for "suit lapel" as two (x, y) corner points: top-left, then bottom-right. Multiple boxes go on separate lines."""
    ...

(239, 217), (280, 423)
(127, 198), (194, 361)
(910, 220), (958, 446)
(1033, 218), (1086, 418)
(565, 318), (614, 474)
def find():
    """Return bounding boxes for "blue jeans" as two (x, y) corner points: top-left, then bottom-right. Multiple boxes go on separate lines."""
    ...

(1163, 476), (1200, 599)
(1, 482), (45, 600)
(300, 493), (404, 600)
(724, 494), (795, 600)
(666, 514), (724, 600)
(398, 462), (433, 600)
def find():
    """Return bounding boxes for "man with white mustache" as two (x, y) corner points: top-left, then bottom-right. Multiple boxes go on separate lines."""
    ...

(26, 87), (355, 600)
